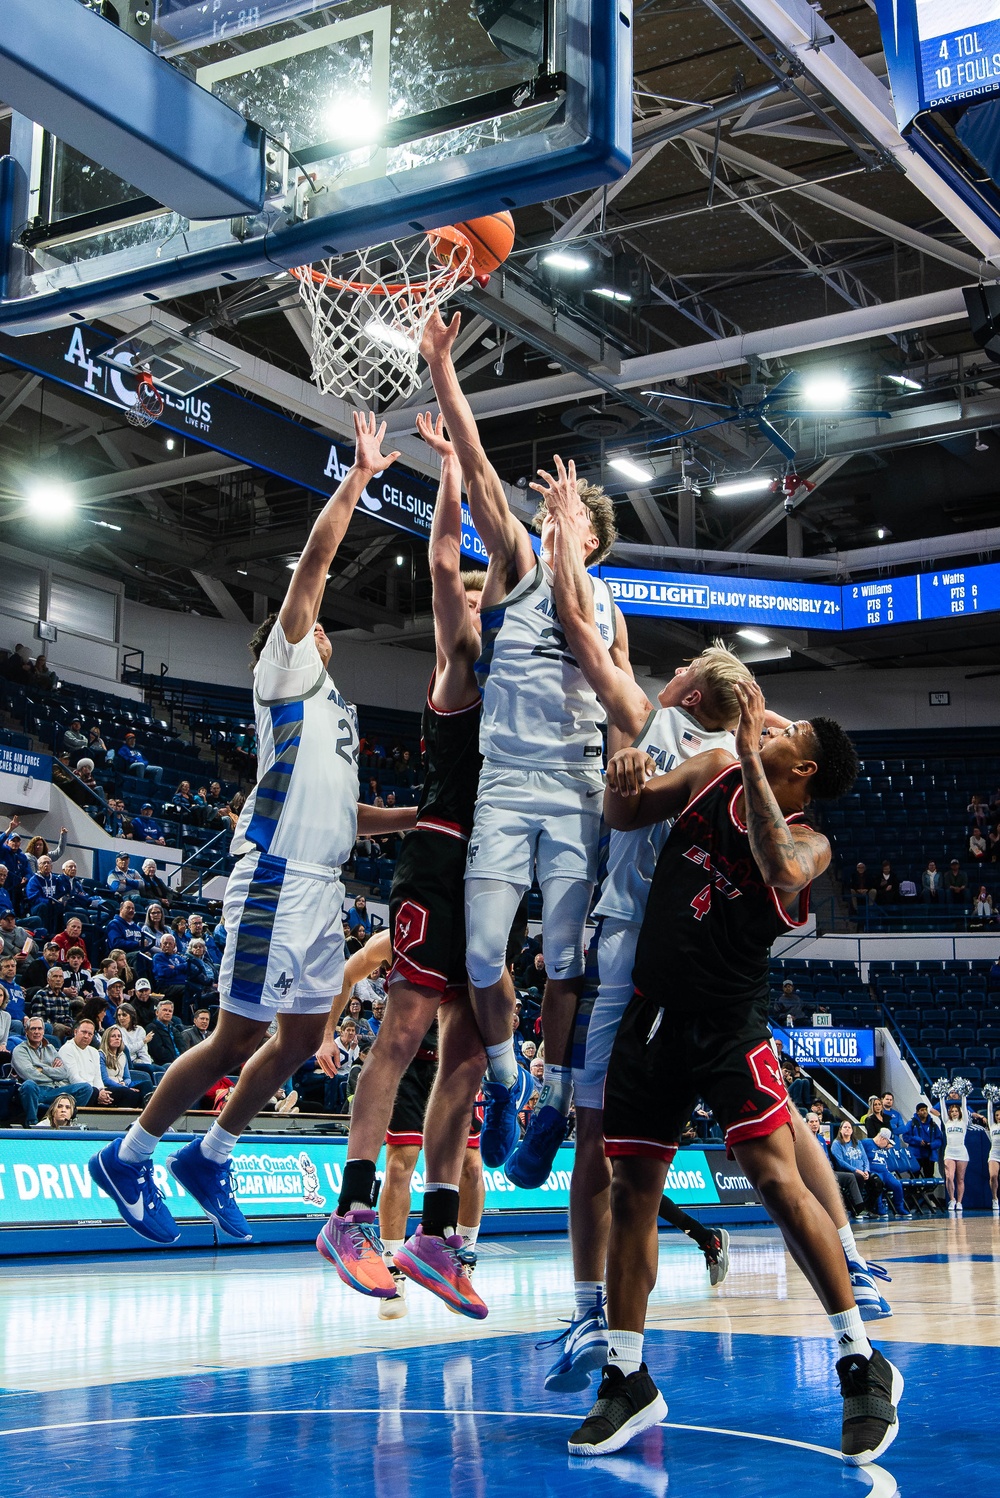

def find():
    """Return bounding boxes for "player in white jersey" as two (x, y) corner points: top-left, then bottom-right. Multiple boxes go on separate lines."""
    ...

(420, 310), (628, 1182)
(90, 412), (416, 1246)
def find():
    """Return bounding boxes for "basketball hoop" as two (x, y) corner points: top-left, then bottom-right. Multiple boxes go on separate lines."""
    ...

(126, 364), (165, 429)
(290, 228), (475, 405)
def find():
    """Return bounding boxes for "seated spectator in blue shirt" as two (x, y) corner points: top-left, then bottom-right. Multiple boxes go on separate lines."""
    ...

(862, 1129), (910, 1217)
(55, 858), (104, 912)
(171, 915), (191, 953)
(0, 954), (26, 1034)
(106, 853), (143, 897)
(0, 824), (32, 909)
(172, 780), (193, 813)
(0, 865), (14, 919)
(107, 899), (153, 955)
(102, 799), (130, 839)
(880, 1092), (906, 1138)
(347, 895), (373, 944)
(207, 920), (227, 967)
(132, 804), (166, 845)
(25, 855), (63, 933)
(147, 998), (186, 1066)
(903, 1101), (940, 1177)
(152, 934), (187, 1000)
(184, 938), (217, 1010)
(115, 731), (163, 786)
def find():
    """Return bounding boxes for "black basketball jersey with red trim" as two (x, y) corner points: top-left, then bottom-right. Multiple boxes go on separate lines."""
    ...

(416, 676), (483, 837)
(632, 762), (810, 1013)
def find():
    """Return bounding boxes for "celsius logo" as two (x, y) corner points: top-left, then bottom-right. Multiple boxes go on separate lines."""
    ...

(361, 488), (383, 512)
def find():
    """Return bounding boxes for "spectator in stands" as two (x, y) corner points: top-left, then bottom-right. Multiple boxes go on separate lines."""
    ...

(830, 1120), (883, 1218)
(33, 656), (56, 692)
(99, 1023), (153, 1102)
(216, 796), (243, 837)
(363, 776), (380, 805)
(142, 903), (169, 949)
(115, 730), (163, 786)
(132, 803), (166, 845)
(107, 899), (152, 958)
(921, 860), (943, 902)
(971, 886), (998, 928)
(153, 933), (187, 1001)
(903, 1100), (939, 1177)
(347, 895), (373, 948)
(850, 861), (876, 914)
(74, 758), (101, 791)
(946, 859), (969, 903)
(0, 824), (32, 910)
(0, 953), (26, 1033)
(28, 966), (74, 1040)
(62, 947), (97, 1001)
(107, 949), (135, 991)
(172, 781), (193, 813)
(62, 719), (88, 758)
(787, 1062), (812, 1114)
(12, 1016), (93, 1125)
(0, 911), (35, 968)
(339, 994), (374, 1043)
(875, 860), (898, 906)
(187, 914), (207, 944)
(20, 941), (60, 991)
(147, 998), (186, 1066)
(184, 940), (217, 1011)
(53, 916), (89, 967)
(207, 919), (226, 968)
(988, 822), (1000, 863)
(86, 726), (108, 760)
(102, 799), (131, 839)
(25, 854), (62, 933)
(970, 828), (987, 863)
(369, 996), (385, 1036)
(398, 748), (417, 787)
(57, 859), (103, 912)
(968, 793), (989, 829)
(36, 1093), (80, 1129)
(139, 858), (172, 908)
(323, 1020), (361, 1112)
(23, 830), (67, 875)
(861, 1095), (888, 1136)
(107, 854), (142, 897)
(180, 1007), (212, 1051)
(770, 977), (805, 1023)
(171, 915), (191, 953)
(59, 1017), (144, 1108)
(880, 1092), (906, 1136)
(0, 865), (13, 920)
(862, 1129), (911, 1218)
(354, 962), (387, 1011)
(116, 1001), (160, 1084)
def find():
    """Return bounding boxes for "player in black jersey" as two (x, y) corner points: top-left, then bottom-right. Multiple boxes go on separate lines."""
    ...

(569, 682), (903, 1469)
(318, 413), (494, 1317)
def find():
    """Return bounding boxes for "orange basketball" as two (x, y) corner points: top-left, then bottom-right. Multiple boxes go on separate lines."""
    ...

(454, 211), (515, 275)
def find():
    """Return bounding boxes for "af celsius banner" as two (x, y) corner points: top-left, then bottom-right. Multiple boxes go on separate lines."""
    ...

(0, 1135), (743, 1228)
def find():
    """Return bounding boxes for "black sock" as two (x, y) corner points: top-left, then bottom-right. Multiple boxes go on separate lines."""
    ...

(658, 1193), (714, 1251)
(338, 1159), (377, 1216)
(421, 1187), (460, 1240)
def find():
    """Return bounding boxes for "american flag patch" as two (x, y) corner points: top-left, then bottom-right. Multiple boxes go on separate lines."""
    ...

(682, 730), (702, 749)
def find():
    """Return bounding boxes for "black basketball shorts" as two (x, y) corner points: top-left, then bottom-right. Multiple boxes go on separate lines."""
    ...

(385, 1055), (482, 1150)
(389, 827), (469, 996)
(603, 989), (795, 1163)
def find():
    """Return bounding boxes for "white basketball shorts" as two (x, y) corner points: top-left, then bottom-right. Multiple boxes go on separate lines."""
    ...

(465, 763), (603, 888)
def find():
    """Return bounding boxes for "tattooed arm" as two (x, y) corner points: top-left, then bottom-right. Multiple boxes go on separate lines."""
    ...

(733, 681), (831, 893)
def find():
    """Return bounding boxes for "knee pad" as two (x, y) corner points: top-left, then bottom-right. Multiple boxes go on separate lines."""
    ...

(464, 879), (523, 989)
(540, 877), (593, 981)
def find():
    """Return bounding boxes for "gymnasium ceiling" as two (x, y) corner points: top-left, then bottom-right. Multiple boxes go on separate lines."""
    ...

(1, 0), (999, 681)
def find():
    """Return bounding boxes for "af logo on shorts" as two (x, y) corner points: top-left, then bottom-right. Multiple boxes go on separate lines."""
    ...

(274, 972), (294, 995)
(467, 842), (480, 866)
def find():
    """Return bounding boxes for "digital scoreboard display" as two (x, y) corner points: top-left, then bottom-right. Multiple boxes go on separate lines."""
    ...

(916, 558), (1000, 618)
(598, 568), (844, 631)
(841, 575), (920, 629)
(914, 0), (1000, 110)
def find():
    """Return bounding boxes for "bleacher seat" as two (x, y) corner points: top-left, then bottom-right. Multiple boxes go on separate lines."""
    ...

(934, 1046), (962, 1063)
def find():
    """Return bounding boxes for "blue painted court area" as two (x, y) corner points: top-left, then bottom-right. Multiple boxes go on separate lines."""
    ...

(0, 1237), (996, 1498)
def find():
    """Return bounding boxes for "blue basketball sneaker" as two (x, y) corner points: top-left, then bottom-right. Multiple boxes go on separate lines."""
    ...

(480, 1078), (522, 1168)
(167, 1139), (253, 1242)
(88, 1137), (180, 1245)
(505, 1104), (568, 1188)
(847, 1256), (892, 1321)
(538, 1301), (609, 1391)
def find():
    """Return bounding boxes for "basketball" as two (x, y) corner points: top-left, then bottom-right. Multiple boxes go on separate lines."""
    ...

(454, 210), (515, 274)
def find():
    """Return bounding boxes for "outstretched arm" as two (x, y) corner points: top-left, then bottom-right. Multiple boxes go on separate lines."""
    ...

(733, 681), (831, 893)
(317, 930), (393, 1077)
(280, 411), (401, 644)
(421, 310), (534, 588)
(603, 748), (732, 831)
(536, 455), (651, 741)
(356, 804), (418, 836)
(416, 412), (480, 694)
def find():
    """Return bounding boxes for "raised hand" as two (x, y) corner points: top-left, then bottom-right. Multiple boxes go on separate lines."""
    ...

(529, 453), (585, 522)
(733, 680), (768, 759)
(606, 746), (657, 798)
(420, 307), (461, 365)
(353, 410), (401, 477)
(416, 410), (455, 459)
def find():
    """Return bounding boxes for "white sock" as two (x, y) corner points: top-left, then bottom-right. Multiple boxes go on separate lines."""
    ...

(838, 1223), (860, 1263)
(382, 1238), (404, 1261)
(575, 1280), (605, 1319)
(830, 1306), (873, 1361)
(607, 1329), (643, 1376)
(538, 1063), (572, 1115)
(119, 1122), (159, 1164)
(458, 1223), (480, 1248)
(199, 1122), (239, 1165)
(485, 1039), (518, 1089)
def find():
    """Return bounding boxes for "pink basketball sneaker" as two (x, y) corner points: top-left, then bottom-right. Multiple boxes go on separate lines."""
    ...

(316, 1209), (397, 1296)
(394, 1226), (489, 1319)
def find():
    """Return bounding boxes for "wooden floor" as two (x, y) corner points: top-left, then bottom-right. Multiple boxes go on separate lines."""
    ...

(1, 1215), (996, 1496)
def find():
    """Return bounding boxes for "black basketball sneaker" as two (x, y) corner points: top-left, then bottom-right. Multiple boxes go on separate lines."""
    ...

(567, 1364), (668, 1456)
(837, 1348), (904, 1465)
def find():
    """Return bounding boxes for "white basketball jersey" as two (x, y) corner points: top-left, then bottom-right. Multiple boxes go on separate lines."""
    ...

(595, 706), (736, 924)
(989, 1121), (1000, 1161)
(231, 619), (359, 872)
(476, 558), (616, 770)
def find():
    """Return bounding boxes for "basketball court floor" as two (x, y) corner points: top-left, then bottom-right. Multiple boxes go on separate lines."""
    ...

(2, 1216), (996, 1497)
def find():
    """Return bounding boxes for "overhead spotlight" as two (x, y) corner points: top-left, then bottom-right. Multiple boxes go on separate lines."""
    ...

(363, 318), (414, 354)
(26, 482), (74, 518)
(395, 554), (406, 566)
(608, 454), (654, 483)
(799, 375), (850, 409)
(323, 97), (381, 146)
(712, 476), (774, 497)
(236, 568), (248, 576)
(91, 519), (122, 532)
(542, 250), (590, 272)
(876, 526), (892, 540)
(165, 437), (176, 450)
(886, 374), (922, 391)
(593, 287), (632, 303)
(738, 628), (771, 645)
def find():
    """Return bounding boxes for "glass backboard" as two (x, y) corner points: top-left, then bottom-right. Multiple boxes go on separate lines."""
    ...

(1, 0), (631, 334)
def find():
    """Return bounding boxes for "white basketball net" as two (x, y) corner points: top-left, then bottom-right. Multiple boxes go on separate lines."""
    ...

(291, 231), (473, 406)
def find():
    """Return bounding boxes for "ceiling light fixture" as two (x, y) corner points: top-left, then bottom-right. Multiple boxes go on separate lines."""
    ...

(737, 628), (771, 645)
(91, 519), (122, 531)
(799, 375), (850, 409)
(608, 454), (654, 483)
(593, 287), (632, 302)
(324, 97), (381, 147)
(876, 525), (892, 540)
(712, 476), (774, 497)
(886, 374), (922, 391)
(165, 437), (176, 450)
(25, 482), (74, 518)
(542, 250), (590, 272)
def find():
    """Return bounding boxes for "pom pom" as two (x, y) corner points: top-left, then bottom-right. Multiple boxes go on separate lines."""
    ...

(952, 1076), (974, 1098)
(931, 1076), (951, 1098)
(982, 1083), (1000, 1103)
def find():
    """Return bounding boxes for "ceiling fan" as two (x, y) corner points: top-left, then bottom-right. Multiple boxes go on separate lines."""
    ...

(641, 359), (891, 462)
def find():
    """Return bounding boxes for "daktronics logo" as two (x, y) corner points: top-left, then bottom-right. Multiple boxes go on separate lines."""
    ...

(665, 1161), (707, 1191)
(609, 579), (710, 610)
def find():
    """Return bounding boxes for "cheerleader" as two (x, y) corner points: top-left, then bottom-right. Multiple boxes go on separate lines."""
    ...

(985, 1097), (1000, 1215)
(941, 1093), (970, 1212)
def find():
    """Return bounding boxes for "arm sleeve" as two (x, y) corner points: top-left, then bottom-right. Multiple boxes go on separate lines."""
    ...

(254, 617), (326, 703)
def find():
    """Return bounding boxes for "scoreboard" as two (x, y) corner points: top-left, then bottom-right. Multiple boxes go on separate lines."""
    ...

(917, 559), (1000, 618)
(877, 0), (1000, 126)
(841, 575), (919, 629)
